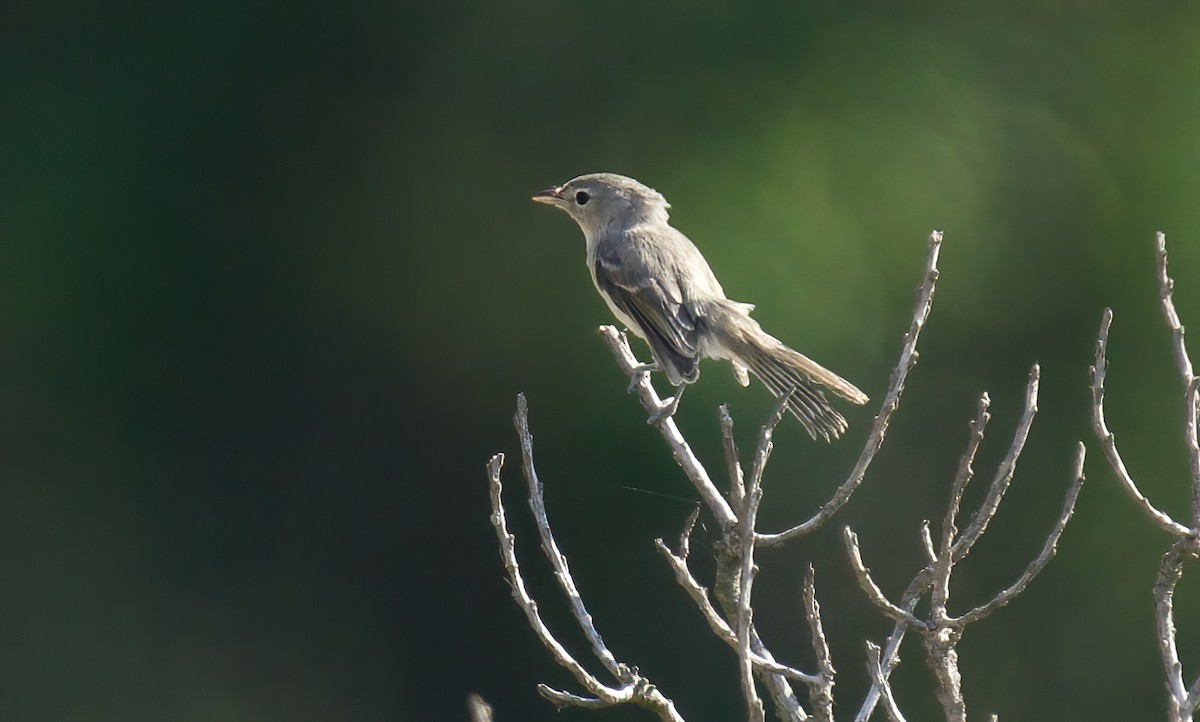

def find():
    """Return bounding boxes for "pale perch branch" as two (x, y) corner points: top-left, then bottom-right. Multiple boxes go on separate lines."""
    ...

(600, 326), (739, 528)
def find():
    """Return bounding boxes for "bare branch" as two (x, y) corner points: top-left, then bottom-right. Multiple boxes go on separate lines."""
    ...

(1186, 672), (1200, 722)
(487, 452), (624, 699)
(758, 230), (943, 546)
(737, 574), (765, 722)
(539, 682), (683, 720)
(515, 395), (627, 681)
(1161, 231), (1200, 528)
(843, 527), (929, 629)
(491, 402), (687, 722)
(736, 396), (787, 722)
(599, 326), (739, 528)
(923, 628), (966, 722)
(655, 540), (820, 686)
(803, 566), (836, 722)
(654, 538), (733, 638)
(853, 378), (1084, 721)
(720, 404), (746, 510)
(749, 630), (810, 721)
(1154, 536), (1200, 722)
(919, 520), (937, 565)
(955, 443), (1088, 625)
(1156, 232), (1197, 388)
(952, 366), (1040, 561)
(678, 506), (700, 562)
(865, 642), (908, 722)
(539, 685), (611, 709)
(932, 394), (992, 617)
(1091, 308), (1192, 536)
(1188, 375), (1200, 530)
(854, 574), (930, 722)
(943, 394), (992, 554)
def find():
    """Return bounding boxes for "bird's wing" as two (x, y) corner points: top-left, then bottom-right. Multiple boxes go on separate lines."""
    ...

(594, 236), (701, 385)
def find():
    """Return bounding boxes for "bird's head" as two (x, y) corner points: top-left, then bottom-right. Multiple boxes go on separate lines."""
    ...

(532, 173), (670, 235)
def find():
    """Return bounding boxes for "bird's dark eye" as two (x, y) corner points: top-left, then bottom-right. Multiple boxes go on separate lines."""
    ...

(575, 191), (590, 205)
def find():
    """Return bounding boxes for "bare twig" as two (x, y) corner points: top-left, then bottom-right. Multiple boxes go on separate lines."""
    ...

(759, 230), (943, 546)
(600, 326), (739, 528)
(654, 540), (819, 685)
(802, 566), (836, 722)
(1156, 232), (1197, 389)
(487, 453), (615, 695)
(539, 686), (611, 709)
(931, 394), (992, 617)
(1187, 375), (1200, 530)
(1091, 308), (1191, 536)
(956, 443), (1087, 625)
(843, 527), (929, 630)
(919, 521), (937, 565)
(865, 642), (907, 722)
(854, 574), (930, 722)
(487, 401), (685, 722)
(721, 404), (746, 510)
(515, 394), (625, 680)
(1091, 233), (1200, 722)
(952, 368), (1039, 561)
(738, 498), (766, 722)
(1155, 537), (1200, 722)
(1156, 232), (1200, 528)
(678, 506), (700, 561)
(738, 395), (789, 722)
(943, 394), (992, 559)
(849, 375), (1084, 722)
(748, 632), (809, 722)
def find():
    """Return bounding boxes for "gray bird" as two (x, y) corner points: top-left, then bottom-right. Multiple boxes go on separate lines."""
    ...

(532, 172), (868, 440)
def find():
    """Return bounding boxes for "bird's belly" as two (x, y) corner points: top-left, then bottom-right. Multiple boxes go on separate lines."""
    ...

(593, 280), (647, 340)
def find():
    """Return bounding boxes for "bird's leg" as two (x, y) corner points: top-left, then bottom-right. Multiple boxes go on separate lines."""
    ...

(647, 384), (686, 425)
(628, 362), (658, 393)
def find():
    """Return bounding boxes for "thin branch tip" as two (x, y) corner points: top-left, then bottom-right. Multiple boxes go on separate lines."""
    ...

(759, 231), (943, 545)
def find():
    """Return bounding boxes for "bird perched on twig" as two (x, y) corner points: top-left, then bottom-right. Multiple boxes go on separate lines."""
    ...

(532, 172), (867, 440)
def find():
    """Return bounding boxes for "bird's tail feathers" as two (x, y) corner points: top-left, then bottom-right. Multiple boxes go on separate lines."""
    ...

(706, 301), (869, 441)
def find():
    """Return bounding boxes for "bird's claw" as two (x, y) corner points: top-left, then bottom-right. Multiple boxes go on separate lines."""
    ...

(627, 363), (657, 393)
(646, 387), (685, 425)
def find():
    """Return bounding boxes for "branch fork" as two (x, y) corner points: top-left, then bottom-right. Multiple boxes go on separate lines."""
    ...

(1091, 232), (1200, 722)
(848, 369), (1087, 722)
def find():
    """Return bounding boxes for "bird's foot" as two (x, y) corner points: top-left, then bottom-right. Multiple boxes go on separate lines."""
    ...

(646, 386), (685, 425)
(627, 363), (657, 393)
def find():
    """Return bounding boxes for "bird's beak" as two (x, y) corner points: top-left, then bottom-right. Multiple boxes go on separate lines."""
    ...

(531, 186), (564, 205)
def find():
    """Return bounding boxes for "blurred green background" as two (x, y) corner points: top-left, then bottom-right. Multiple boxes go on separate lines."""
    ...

(3, 0), (1200, 719)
